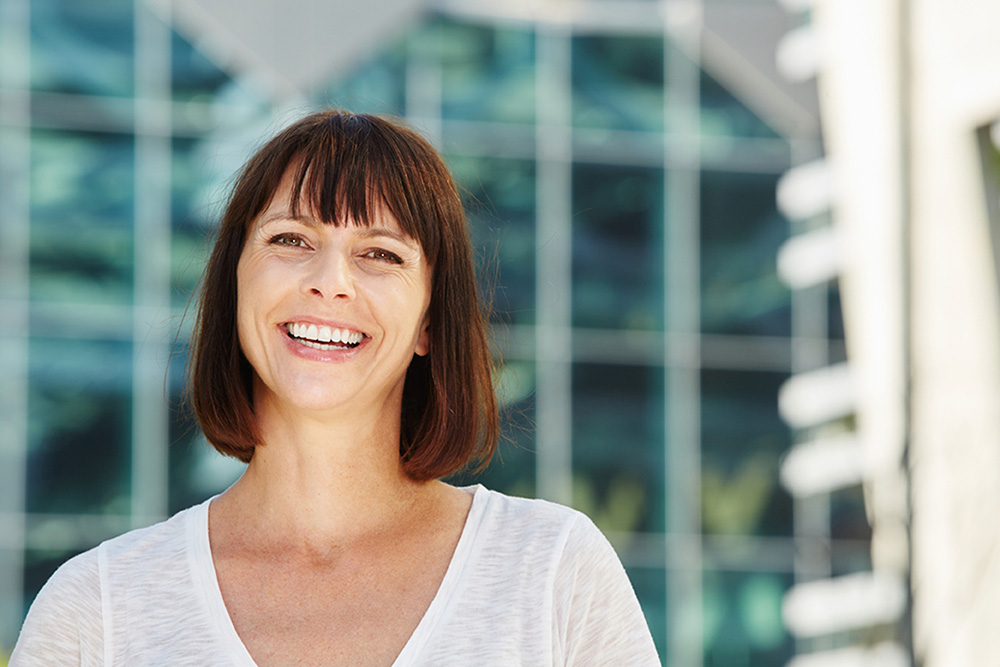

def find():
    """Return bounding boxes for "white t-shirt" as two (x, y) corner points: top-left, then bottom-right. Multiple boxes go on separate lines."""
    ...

(11, 485), (661, 666)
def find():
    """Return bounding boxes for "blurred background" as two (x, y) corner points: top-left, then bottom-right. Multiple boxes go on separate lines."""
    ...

(4, 0), (1000, 665)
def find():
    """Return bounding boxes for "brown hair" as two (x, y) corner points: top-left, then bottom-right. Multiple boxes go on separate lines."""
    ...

(189, 110), (498, 481)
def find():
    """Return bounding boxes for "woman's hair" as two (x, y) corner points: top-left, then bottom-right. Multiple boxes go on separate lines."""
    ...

(189, 109), (498, 481)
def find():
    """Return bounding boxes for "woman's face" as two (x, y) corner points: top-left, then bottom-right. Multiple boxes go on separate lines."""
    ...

(235, 169), (431, 420)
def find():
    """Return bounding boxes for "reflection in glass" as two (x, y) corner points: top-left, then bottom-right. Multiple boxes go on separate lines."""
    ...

(30, 129), (135, 306)
(703, 570), (793, 666)
(27, 338), (132, 515)
(573, 164), (664, 331)
(830, 485), (872, 543)
(448, 154), (537, 325)
(572, 363), (665, 534)
(573, 35), (663, 132)
(168, 405), (246, 515)
(171, 137), (216, 309)
(29, 0), (135, 97)
(452, 389), (537, 499)
(322, 39), (407, 115)
(172, 29), (230, 102)
(440, 21), (535, 125)
(828, 282), (846, 341)
(700, 71), (779, 140)
(700, 369), (791, 537)
(701, 169), (790, 337)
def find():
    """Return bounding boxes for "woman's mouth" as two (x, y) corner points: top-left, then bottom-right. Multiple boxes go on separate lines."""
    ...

(284, 322), (366, 351)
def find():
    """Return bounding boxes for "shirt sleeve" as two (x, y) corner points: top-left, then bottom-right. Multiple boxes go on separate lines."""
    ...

(552, 515), (661, 666)
(10, 549), (104, 667)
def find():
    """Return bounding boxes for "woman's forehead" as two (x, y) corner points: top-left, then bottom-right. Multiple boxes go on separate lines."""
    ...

(257, 165), (406, 232)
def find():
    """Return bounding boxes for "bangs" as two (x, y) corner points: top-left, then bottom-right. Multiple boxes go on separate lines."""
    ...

(282, 114), (443, 265)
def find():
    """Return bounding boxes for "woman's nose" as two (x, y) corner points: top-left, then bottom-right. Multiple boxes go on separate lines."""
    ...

(302, 248), (355, 301)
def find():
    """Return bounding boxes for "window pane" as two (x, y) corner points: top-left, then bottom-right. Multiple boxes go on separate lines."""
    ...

(171, 136), (214, 309)
(440, 21), (535, 125)
(166, 352), (245, 513)
(573, 35), (664, 132)
(703, 570), (793, 667)
(172, 30), (230, 102)
(700, 169), (790, 337)
(573, 164), (664, 331)
(831, 485), (872, 543)
(27, 338), (132, 515)
(451, 378), (538, 499)
(322, 40), (407, 115)
(629, 566), (667, 658)
(449, 154), (537, 326)
(30, 129), (135, 306)
(572, 363), (665, 534)
(700, 369), (791, 537)
(828, 282), (846, 341)
(30, 0), (134, 97)
(700, 71), (779, 140)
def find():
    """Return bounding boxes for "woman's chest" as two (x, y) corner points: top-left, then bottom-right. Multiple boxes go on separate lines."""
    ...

(215, 545), (453, 666)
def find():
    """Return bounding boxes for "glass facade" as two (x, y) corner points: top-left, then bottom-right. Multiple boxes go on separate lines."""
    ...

(0, 2), (849, 665)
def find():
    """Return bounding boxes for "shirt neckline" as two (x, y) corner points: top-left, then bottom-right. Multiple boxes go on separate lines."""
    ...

(187, 484), (490, 666)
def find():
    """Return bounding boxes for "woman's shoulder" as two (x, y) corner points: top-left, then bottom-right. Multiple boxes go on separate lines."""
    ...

(465, 485), (609, 558)
(98, 497), (208, 563)
(471, 485), (587, 523)
(11, 499), (216, 665)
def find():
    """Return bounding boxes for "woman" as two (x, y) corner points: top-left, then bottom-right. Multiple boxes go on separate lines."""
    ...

(12, 110), (660, 665)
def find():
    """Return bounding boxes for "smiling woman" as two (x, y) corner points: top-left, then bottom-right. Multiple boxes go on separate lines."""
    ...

(10, 110), (660, 666)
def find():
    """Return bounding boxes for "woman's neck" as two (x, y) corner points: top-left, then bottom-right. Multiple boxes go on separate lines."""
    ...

(212, 397), (434, 558)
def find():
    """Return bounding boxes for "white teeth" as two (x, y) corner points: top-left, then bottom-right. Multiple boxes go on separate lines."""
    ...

(286, 322), (364, 347)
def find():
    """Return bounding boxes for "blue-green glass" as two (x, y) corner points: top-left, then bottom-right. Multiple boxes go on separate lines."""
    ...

(831, 485), (872, 543)
(171, 29), (232, 102)
(440, 21), (535, 125)
(700, 71), (779, 140)
(572, 35), (663, 132)
(700, 369), (791, 537)
(628, 566), (667, 659)
(167, 387), (246, 515)
(572, 363), (665, 534)
(30, 129), (134, 305)
(322, 38), (407, 115)
(26, 338), (132, 515)
(832, 535), (873, 578)
(572, 163), (664, 331)
(451, 389), (537, 498)
(828, 282), (845, 341)
(700, 169), (790, 337)
(702, 570), (793, 667)
(447, 154), (536, 325)
(171, 136), (215, 309)
(29, 0), (134, 96)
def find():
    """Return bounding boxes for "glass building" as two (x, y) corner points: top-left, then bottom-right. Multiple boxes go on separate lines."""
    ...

(0, 1), (865, 664)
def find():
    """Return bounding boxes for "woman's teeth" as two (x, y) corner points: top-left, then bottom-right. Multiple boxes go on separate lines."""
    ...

(286, 322), (364, 350)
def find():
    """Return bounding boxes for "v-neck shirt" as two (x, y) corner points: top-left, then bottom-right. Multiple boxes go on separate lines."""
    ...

(12, 485), (660, 666)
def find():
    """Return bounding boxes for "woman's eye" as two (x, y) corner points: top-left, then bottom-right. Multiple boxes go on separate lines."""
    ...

(364, 248), (403, 264)
(269, 233), (307, 248)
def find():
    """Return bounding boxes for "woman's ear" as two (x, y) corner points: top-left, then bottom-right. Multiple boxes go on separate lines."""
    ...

(415, 317), (430, 357)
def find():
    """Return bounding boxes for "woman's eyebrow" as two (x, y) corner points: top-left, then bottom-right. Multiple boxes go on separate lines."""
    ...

(355, 227), (420, 251)
(258, 212), (319, 228)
